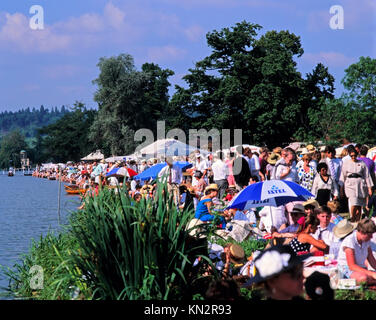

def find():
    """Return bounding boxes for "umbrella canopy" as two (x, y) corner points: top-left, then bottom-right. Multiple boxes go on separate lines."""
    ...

(133, 161), (192, 181)
(81, 150), (105, 161)
(226, 180), (314, 210)
(105, 156), (126, 163)
(135, 139), (206, 158)
(106, 167), (138, 178)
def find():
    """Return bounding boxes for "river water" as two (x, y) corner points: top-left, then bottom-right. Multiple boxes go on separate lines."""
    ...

(0, 173), (80, 298)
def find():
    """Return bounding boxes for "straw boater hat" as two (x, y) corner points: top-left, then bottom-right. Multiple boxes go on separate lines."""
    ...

(228, 243), (245, 264)
(333, 219), (357, 239)
(267, 152), (281, 165)
(273, 147), (282, 155)
(303, 199), (319, 209)
(299, 148), (311, 155)
(205, 184), (219, 193)
(243, 245), (310, 287)
(327, 200), (340, 213)
(306, 144), (317, 153)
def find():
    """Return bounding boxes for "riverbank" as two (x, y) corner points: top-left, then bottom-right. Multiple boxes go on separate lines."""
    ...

(4, 183), (376, 300)
(0, 174), (79, 297)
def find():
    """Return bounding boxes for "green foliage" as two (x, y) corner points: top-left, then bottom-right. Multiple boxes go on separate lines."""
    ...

(342, 56), (376, 108)
(0, 129), (28, 168)
(0, 106), (69, 139)
(89, 54), (174, 155)
(69, 184), (208, 300)
(2, 232), (89, 300)
(38, 102), (97, 163)
(170, 21), (335, 148)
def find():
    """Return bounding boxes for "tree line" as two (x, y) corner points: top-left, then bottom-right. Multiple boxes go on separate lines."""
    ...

(1, 21), (375, 168)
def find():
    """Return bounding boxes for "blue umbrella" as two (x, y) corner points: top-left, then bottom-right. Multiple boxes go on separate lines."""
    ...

(133, 161), (193, 181)
(226, 180), (314, 211)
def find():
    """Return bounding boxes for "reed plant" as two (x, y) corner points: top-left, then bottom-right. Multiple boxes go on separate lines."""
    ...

(69, 182), (209, 300)
(2, 231), (87, 300)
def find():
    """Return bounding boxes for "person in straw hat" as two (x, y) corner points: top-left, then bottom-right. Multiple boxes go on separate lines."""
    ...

(266, 152), (281, 180)
(194, 184), (227, 228)
(303, 199), (320, 216)
(336, 218), (376, 285)
(243, 245), (310, 300)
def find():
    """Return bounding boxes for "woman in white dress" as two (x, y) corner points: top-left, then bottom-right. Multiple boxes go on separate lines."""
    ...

(311, 162), (339, 206)
(339, 148), (373, 222)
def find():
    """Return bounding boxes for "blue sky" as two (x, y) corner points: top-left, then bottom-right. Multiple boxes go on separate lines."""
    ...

(0, 0), (374, 112)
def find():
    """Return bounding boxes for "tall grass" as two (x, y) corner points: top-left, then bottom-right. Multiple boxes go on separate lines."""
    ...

(2, 231), (86, 300)
(69, 183), (209, 300)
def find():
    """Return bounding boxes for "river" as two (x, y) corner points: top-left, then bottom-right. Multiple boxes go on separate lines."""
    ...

(0, 173), (80, 298)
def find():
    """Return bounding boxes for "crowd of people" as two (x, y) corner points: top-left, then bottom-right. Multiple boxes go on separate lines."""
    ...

(31, 141), (376, 299)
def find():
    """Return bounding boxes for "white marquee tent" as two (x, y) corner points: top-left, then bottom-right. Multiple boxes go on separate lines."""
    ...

(81, 150), (105, 161)
(135, 139), (208, 159)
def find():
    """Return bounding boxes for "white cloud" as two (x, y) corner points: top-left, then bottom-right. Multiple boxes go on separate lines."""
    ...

(184, 25), (205, 42)
(148, 45), (187, 62)
(0, 13), (72, 53)
(0, 2), (207, 54)
(104, 2), (126, 30)
(303, 52), (356, 68)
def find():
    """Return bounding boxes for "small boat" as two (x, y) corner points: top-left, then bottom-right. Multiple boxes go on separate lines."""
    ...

(8, 167), (14, 176)
(66, 188), (87, 195)
(64, 184), (79, 190)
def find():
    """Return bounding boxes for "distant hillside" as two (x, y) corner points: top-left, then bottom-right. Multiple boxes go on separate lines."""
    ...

(0, 106), (70, 138)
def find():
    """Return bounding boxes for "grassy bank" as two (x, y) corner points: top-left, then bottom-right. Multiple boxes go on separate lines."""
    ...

(3, 184), (376, 300)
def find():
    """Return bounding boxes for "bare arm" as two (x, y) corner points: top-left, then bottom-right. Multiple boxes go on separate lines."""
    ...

(298, 233), (328, 251)
(367, 247), (376, 271)
(345, 247), (376, 279)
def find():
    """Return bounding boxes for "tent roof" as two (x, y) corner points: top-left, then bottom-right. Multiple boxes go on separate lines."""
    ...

(81, 150), (105, 161)
(135, 139), (208, 158)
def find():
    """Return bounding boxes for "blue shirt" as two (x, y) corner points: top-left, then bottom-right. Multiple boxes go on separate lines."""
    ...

(279, 223), (299, 234)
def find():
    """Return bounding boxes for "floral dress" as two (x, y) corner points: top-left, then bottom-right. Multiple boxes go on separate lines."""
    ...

(297, 165), (316, 191)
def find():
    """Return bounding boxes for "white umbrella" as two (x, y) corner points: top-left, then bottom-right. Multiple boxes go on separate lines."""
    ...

(81, 150), (105, 161)
(105, 156), (126, 163)
(135, 138), (207, 158)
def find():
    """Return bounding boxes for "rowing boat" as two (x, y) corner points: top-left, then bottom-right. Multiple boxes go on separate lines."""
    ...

(66, 188), (87, 195)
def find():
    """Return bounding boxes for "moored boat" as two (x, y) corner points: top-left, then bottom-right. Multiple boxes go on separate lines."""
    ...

(66, 188), (87, 195)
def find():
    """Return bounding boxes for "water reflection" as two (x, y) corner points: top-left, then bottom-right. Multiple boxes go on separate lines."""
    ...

(0, 174), (80, 297)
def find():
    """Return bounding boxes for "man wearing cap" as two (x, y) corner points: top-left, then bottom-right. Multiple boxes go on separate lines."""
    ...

(158, 157), (183, 206)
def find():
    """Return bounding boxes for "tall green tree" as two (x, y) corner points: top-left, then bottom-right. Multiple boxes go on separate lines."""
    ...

(170, 21), (334, 148)
(89, 54), (174, 155)
(342, 56), (376, 108)
(38, 102), (97, 163)
(0, 130), (28, 168)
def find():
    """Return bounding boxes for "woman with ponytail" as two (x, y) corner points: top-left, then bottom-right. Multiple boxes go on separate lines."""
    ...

(288, 215), (328, 255)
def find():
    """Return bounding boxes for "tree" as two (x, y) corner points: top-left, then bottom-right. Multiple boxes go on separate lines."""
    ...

(170, 21), (335, 148)
(38, 102), (97, 163)
(342, 56), (376, 108)
(89, 54), (174, 155)
(0, 130), (28, 168)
